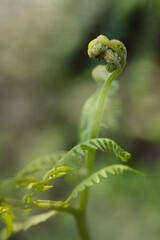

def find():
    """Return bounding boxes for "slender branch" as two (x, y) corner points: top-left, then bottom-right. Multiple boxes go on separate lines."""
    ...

(79, 68), (123, 209)
(86, 70), (121, 161)
(30, 200), (78, 214)
(4, 198), (78, 214)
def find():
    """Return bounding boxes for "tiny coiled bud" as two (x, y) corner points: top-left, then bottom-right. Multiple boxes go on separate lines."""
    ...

(88, 35), (127, 72)
(92, 65), (110, 84)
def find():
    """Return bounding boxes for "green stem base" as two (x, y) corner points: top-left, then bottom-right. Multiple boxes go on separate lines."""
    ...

(75, 210), (91, 240)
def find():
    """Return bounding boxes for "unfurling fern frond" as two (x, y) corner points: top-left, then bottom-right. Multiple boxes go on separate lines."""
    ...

(42, 166), (73, 186)
(1, 153), (69, 196)
(3, 166), (72, 195)
(67, 138), (131, 162)
(1, 138), (129, 196)
(66, 164), (144, 202)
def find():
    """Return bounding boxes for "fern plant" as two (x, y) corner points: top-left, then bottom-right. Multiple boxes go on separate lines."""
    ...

(0, 35), (144, 240)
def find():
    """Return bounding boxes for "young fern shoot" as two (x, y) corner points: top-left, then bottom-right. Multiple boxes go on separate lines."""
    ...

(0, 35), (144, 240)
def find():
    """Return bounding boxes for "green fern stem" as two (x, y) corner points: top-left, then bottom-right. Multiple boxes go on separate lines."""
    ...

(87, 69), (122, 166)
(76, 67), (124, 240)
(79, 68), (123, 210)
(75, 210), (91, 240)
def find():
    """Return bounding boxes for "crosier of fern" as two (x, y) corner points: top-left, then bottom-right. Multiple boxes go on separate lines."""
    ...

(0, 35), (144, 240)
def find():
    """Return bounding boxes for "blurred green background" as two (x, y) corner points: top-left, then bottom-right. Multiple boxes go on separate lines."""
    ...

(0, 0), (160, 239)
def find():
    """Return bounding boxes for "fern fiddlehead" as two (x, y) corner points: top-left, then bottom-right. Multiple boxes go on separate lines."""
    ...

(74, 35), (128, 239)
(83, 35), (127, 172)
(86, 35), (127, 142)
(77, 36), (128, 217)
(88, 35), (127, 72)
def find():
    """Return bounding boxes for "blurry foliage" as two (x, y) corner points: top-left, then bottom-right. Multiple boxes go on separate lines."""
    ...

(88, 160), (160, 240)
(4, 160), (159, 240)
(0, 0), (160, 239)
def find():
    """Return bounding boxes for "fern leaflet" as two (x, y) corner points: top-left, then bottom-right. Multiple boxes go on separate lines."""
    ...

(66, 138), (131, 162)
(0, 210), (57, 240)
(66, 164), (144, 202)
(0, 204), (14, 238)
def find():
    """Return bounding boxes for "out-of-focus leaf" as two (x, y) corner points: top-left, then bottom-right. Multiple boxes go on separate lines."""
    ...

(0, 204), (14, 237)
(16, 152), (66, 178)
(92, 65), (110, 84)
(0, 210), (57, 240)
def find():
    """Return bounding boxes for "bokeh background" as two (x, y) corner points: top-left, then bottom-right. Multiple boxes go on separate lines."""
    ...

(0, 0), (160, 239)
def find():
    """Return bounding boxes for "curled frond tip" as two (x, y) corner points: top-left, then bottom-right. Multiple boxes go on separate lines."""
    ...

(88, 35), (127, 72)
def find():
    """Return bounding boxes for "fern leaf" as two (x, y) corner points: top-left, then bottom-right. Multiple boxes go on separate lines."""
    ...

(3, 166), (72, 195)
(43, 166), (73, 185)
(3, 177), (39, 189)
(0, 204), (14, 237)
(78, 90), (100, 142)
(16, 152), (66, 178)
(66, 164), (144, 202)
(67, 138), (131, 162)
(101, 96), (121, 131)
(0, 211), (57, 240)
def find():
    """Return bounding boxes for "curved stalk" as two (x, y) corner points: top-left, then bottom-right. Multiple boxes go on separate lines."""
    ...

(74, 67), (125, 240)
(75, 36), (127, 240)
(79, 68), (123, 209)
